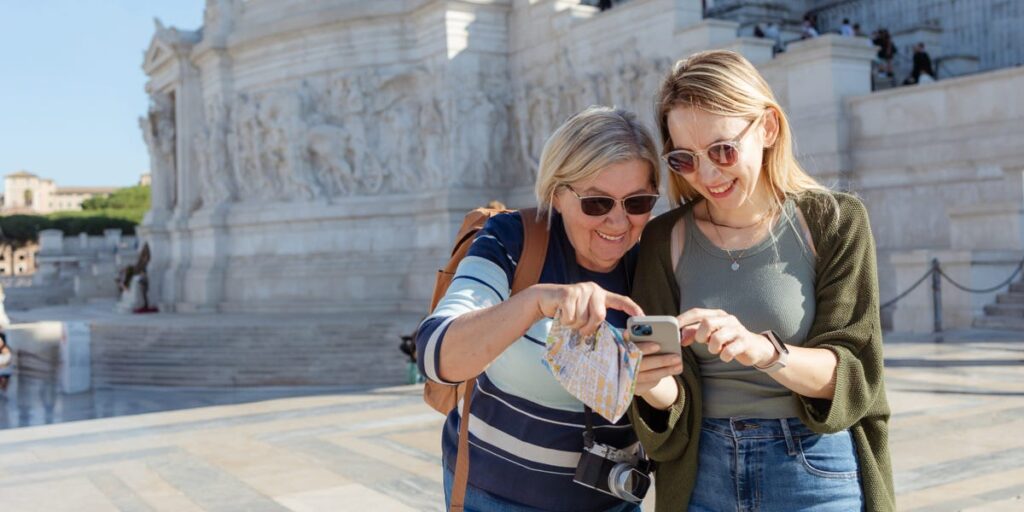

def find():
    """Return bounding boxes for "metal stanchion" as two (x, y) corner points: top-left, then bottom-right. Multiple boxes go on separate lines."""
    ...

(931, 258), (942, 336)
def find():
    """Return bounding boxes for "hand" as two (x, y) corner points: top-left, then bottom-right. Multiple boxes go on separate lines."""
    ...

(677, 308), (777, 368)
(631, 341), (683, 397)
(531, 282), (644, 336)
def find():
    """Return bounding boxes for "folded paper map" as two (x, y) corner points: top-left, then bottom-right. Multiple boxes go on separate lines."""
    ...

(543, 319), (643, 423)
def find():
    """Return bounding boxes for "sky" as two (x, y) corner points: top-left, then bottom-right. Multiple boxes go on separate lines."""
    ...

(0, 1), (206, 187)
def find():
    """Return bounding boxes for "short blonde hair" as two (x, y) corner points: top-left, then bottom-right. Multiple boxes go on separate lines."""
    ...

(656, 50), (828, 206)
(535, 106), (660, 216)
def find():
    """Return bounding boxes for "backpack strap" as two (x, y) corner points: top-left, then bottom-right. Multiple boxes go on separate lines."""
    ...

(449, 207), (549, 512)
(512, 208), (548, 294)
(449, 377), (475, 512)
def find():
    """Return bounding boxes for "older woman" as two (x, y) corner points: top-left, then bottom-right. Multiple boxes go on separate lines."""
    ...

(415, 106), (681, 511)
(628, 50), (895, 511)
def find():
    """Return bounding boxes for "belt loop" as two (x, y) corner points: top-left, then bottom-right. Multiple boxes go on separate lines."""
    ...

(780, 419), (797, 456)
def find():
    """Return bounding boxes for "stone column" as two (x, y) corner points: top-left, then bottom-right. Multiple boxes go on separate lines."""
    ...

(760, 35), (876, 187)
(178, 6), (238, 312)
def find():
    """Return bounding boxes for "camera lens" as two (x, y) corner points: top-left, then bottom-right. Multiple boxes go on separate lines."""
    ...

(631, 324), (653, 336)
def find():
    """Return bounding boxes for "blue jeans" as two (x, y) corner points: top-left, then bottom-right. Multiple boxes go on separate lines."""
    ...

(443, 466), (641, 512)
(690, 417), (863, 512)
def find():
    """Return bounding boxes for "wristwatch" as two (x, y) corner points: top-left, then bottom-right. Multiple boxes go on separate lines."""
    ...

(754, 330), (789, 373)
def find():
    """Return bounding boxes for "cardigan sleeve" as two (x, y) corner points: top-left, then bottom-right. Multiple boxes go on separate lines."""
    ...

(626, 209), (698, 461)
(797, 193), (887, 433)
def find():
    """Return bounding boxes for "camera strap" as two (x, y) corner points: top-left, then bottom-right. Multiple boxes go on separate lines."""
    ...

(582, 405), (596, 448)
(582, 406), (655, 471)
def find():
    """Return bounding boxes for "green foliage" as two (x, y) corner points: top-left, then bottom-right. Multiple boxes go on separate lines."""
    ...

(0, 210), (142, 246)
(81, 185), (150, 211)
(0, 186), (149, 245)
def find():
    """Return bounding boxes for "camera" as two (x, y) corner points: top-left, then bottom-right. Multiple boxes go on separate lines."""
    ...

(574, 439), (652, 503)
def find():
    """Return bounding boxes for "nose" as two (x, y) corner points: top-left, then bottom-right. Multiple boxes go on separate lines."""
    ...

(604, 200), (630, 227)
(696, 159), (721, 184)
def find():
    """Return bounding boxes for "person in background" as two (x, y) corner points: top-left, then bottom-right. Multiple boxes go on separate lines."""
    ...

(873, 29), (897, 77)
(907, 42), (936, 84)
(840, 18), (855, 37)
(801, 18), (819, 39)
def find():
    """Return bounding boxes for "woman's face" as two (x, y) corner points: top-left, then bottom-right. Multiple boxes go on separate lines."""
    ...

(665, 106), (776, 212)
(552, 159), (655, 273)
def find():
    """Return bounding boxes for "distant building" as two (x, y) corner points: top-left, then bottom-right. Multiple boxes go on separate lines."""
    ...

(139, 173), (152, 187)
(0, 241), (38, 276)
(2, 171), (119, 214)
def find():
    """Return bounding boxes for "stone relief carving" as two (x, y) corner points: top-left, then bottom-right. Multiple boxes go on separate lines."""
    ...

(139, 92), (177, 209)
(511, 40), (671, 185)
(195, 98), (234, 207)
(211, 67), (466, 202)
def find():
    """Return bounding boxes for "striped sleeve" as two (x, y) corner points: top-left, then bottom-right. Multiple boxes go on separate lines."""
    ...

(415, 213), (525, 384)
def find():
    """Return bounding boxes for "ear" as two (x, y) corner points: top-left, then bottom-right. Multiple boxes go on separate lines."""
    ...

(761, 108), (780, 148)
(551, 188), (565, 213)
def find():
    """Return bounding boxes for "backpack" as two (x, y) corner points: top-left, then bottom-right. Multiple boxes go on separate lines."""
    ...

(422, 206), (549, 512)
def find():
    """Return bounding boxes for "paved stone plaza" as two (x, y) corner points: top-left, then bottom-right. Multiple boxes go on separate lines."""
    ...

(0, 329), (1022, 511)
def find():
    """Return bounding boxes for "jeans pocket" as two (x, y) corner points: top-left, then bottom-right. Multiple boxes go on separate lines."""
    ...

(796, 430), (860, 479)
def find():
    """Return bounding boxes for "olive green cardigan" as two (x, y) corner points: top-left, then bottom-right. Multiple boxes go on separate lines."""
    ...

(628, 191), (895, 511)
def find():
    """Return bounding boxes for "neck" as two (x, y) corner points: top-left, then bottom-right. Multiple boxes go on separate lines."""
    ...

(705, 183), (778, 228)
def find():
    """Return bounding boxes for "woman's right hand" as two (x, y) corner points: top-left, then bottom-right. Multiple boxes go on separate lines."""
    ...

(530, 282), (644, 336)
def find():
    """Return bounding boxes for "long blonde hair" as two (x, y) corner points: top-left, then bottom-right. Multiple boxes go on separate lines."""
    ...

(656, 50), (828, 207)
(535, 106), (660, 217)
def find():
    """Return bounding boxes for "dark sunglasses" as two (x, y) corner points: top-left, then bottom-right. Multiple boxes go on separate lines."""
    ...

(662, 116), (761, 175)
(565, 185), (659, 217)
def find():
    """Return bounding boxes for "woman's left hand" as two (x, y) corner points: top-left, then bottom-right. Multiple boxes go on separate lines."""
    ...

(632, 342), (683, 396)
(677, 308), (778, 368)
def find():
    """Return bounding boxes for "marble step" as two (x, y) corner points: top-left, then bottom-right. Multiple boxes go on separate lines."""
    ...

(996, 292), (1024, 304)
(88, 314), (420, 387)
(93, 360), (407, 387)
(974, 315), (1024, 330)
(983, 303), (1024, 317)
(1009, 281), (1024, 293)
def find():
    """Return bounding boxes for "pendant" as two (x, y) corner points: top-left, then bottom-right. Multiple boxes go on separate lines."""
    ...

(731, 262), (740, 271)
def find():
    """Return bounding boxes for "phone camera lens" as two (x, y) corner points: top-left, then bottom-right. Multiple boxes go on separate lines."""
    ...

(631, 325), (653, 336)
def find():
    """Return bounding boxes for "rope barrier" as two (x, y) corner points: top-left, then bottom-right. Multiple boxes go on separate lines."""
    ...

(881, 256), (1024, 312)
(935, 258), (1024, 294)
(880, 267), (935, 310)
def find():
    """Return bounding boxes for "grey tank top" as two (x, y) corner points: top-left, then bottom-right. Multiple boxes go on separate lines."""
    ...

(677, 199), (816, 419)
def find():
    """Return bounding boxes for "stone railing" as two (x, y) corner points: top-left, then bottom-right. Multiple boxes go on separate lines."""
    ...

(3, 229), (140, 311)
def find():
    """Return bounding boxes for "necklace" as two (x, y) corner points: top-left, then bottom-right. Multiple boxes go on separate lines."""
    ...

(705, 202), (773, 271)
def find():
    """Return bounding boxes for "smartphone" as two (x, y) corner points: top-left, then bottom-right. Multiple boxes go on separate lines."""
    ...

(626, 316), (681, 357)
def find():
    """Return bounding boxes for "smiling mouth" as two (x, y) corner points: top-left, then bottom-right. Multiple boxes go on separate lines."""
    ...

(708, 179), (736, 194)
(596, 231), (626, 242)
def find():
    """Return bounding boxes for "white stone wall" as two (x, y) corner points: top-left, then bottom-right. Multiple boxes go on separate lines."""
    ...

(138, 0), (1024, 331)
(846, 66), (1024, 330)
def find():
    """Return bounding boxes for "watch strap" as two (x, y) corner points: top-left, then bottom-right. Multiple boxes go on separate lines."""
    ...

(754, 330), (788, 373)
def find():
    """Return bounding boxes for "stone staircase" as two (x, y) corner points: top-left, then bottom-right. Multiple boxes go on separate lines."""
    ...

(872, 73), (898, 91)
(974, 281), (1024, 330)
(89, 312), (425, 388)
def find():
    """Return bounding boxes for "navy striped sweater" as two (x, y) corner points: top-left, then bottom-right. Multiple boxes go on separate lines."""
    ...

(416, 211), (640, 511)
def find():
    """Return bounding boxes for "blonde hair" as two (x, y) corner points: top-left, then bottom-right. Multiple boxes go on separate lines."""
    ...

(656, 50), (828, 207)
(535, 106), (660, 217)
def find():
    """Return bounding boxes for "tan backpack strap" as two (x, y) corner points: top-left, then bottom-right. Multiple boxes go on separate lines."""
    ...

(449, 209), (546, 511)
(511, 208), (549, 295)
(449, 377), (476, 512)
